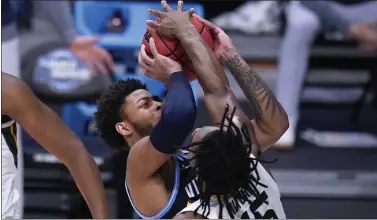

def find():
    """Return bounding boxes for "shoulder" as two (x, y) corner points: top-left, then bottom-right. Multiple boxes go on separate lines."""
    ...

(2, 72), (31, 98)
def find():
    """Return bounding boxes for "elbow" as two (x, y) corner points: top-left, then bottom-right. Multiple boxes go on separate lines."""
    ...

(273, 116), (289, 142)
(279, 118), (289, 136)
(265, 113), (289, 144)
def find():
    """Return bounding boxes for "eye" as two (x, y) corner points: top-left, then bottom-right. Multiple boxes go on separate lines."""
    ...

(141, 101), (150, 108)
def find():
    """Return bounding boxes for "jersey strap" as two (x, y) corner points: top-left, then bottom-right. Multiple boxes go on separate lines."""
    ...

(124, 156), (181, 219)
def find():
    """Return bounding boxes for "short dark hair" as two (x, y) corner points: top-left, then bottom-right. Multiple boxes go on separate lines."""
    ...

(95, 78), (147, 150)
(182, 105), (275, 218)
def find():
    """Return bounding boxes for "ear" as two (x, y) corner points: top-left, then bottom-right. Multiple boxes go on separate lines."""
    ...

(115, 121), (133, 137)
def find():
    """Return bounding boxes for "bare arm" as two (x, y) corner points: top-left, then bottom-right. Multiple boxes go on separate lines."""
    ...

(1, 72), (108, 219)
(147, 1), (287, 150)
(176, 26), (286, 150)
(178, 15), (288, 149)
(220, 52), (289, 148)
(127, 39), (196, 182)
(176, 26), (250, 124)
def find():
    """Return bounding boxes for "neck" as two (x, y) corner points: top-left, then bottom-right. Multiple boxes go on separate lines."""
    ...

(126, 132), (148, 147)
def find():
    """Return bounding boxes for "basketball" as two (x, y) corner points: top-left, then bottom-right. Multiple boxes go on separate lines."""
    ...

(142, 16), (215, 81)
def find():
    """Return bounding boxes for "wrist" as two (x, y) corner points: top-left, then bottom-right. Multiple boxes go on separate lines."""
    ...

(218, 47), (238, 64)
(176, 24), (199, 40)
(170, 70), (184, 77)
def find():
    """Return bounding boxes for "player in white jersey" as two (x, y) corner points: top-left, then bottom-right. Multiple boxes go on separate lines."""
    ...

(145, 1), (289, 218)
(175, 107), (286, 219)
(2, 116), (20, 218)
(1, 72), (109, 219)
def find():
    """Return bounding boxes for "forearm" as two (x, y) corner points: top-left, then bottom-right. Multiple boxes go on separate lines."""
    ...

(301, 1), (351, 35)
(66, 149), (109, 219)
(38, 0), (76, 45)
(221, 50), (288, 134)
(150, 71), (197, 154)
(31, 106), (109, 218)
(176, 26), (229, 95)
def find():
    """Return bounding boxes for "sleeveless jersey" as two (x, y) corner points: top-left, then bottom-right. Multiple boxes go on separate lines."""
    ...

(2, 115), (18, 167)
(179, 153), (286, 219)
(125, 153), (199, 219)
(1, 115), (21, 218)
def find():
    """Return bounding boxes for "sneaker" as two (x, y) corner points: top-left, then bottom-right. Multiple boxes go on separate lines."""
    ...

(211, 1), (282, 35)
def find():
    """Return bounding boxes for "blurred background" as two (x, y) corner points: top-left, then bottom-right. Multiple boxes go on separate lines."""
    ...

(3, 0), (377, 218)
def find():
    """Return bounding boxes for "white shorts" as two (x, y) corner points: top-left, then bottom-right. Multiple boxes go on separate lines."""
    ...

(1, 135), (21, 219)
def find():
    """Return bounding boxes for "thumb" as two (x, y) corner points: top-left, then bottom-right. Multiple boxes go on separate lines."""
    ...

(149, 38), (159, 57)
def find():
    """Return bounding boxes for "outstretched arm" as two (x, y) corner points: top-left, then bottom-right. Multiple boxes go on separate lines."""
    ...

(197, 16), (289, 148)
(1, 72), (108, 218)
(148, 1), (288, 149)
(222, 52), (289, 147)
(128, 38), (197, 182)
(147, 1), (247, 125)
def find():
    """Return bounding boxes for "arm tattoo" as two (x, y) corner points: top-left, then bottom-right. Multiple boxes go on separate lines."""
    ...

(224, 54), (284, 121)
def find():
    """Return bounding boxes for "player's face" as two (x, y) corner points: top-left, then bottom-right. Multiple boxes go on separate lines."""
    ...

(123, 89), (162, 137)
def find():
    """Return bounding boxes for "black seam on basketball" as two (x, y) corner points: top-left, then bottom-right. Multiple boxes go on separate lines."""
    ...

(157, 32), (189, 70)
(156, 32), (180, 57)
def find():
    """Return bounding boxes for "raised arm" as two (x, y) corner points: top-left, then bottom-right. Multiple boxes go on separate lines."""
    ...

(147, 1), (288, 149)
(127, 38), (197, 181)
(1, 72), (108, 219)
(197, 16), (288, 148)
(147, 1), (248, 126)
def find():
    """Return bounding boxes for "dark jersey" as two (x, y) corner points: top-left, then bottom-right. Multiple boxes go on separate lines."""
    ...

(125, 153), (199, 219)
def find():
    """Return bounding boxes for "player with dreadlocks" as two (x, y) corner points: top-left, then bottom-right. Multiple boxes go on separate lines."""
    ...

(145, 1), (289, 219)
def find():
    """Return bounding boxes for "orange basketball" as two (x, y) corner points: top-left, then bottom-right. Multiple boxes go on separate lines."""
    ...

(142, 16), (215, 81)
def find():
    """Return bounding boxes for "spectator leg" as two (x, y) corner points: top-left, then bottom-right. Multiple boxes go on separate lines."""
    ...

(275, 1), (320, 148)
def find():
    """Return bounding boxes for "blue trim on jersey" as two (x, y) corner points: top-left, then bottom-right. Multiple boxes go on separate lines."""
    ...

(175, 153), (189, 161)
(125, 156), (180, 219)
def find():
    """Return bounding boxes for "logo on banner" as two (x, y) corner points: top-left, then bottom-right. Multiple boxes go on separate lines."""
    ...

(34, 49), (91, 93)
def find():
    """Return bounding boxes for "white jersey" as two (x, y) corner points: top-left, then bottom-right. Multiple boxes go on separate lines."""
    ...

(1, 120), (21, 219)
(179, 153), (286, 219)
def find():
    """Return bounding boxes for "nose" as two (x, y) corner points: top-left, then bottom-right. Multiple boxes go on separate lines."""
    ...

(154, 101), (162, 111)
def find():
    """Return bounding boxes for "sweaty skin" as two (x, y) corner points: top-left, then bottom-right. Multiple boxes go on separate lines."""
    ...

(1, 72), (109, 219)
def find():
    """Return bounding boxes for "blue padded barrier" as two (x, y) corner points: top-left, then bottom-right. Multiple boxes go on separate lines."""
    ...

(74, 1), (204, 50)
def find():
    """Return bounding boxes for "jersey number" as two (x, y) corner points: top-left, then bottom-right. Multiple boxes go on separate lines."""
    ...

(240, 191), (278, 219)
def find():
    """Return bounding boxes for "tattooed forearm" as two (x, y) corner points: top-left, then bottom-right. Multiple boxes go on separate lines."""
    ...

(224, 54), (287, 131)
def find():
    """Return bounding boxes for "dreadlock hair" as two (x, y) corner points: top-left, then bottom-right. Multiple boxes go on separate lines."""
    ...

(181, 105), (276, 218)
(95, 78), (147, 150)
